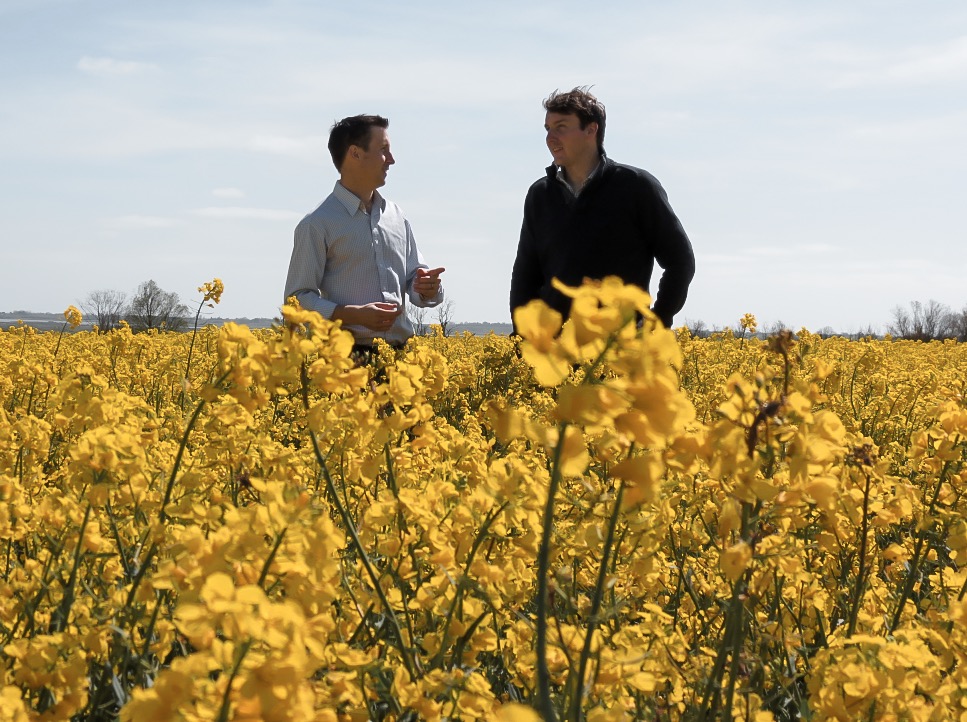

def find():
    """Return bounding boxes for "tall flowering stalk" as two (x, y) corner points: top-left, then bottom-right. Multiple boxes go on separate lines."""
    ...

(181, 278), (223, 409)
(738, 312), (757, 349)
(37, 305), (84, 412)
(511, 277), (692, 721)
(54, 305), (83, 360)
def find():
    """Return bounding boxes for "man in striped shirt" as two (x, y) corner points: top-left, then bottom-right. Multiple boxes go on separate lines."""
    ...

(284, 114), (445, 349)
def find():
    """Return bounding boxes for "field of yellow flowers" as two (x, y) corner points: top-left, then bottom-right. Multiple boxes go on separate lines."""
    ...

(1, 278), (966, 722)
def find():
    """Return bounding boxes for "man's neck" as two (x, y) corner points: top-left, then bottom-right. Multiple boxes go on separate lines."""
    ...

(561, 152), (602, 192)
(339, 178), (376, 211)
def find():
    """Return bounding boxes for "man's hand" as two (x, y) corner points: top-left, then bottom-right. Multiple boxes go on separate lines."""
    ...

(334, 302), (402, 332)
(414, 267), (445, 300)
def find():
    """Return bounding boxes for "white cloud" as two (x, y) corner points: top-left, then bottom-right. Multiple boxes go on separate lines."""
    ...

(743, 244), (837, 258)
(77, 56), (159, 76)
(833, 35), (967, 88)
(213, 187), (245, 198)
(192, 206), (301, 222)
(848, 111), (967, 146)
(104, 214), (181, 230)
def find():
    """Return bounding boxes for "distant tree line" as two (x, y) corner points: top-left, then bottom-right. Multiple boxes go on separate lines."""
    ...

(78, 284), (967, 341)
(81, 280), (189, 333)
(82, 280), (461, 336)
(684, 299), (967, 342)
(887, 300), (967, 341)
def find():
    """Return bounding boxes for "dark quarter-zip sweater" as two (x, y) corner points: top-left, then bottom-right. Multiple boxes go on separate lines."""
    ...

(510, 157), (695, 329)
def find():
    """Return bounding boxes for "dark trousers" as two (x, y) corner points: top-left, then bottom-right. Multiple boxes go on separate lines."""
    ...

(351, 342), (405, 381)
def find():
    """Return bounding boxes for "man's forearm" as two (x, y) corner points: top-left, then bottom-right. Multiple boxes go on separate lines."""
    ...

(290, 290), (337, 319)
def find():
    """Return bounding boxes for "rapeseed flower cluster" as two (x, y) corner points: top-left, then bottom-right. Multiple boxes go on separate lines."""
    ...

(0, 278), (965, 721)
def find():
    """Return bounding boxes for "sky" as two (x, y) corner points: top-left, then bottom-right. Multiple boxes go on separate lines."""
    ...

(1, 0), (965, 333)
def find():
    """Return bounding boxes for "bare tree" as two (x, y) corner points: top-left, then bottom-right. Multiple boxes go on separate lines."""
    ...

(435, 299), (455, 337)
(888, 304), (912, 338)
(950, 305), (967, 342)
(80, 289), (127, 332)
(407, 304), (429, 337)
(849, 325), (881, 341)
(888, 300), (954, 340)
(126, 280), (189, 332)
(918, 300), (953, 339)
(764, 320), (789, 337)
(683, 318), (710, 338)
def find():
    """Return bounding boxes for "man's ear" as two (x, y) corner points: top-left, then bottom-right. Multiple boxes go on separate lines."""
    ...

(585, 122), (598, 138)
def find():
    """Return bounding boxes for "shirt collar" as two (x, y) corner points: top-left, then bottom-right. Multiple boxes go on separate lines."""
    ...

(555, 153), (606, 197)
(333, 181), (383, 215)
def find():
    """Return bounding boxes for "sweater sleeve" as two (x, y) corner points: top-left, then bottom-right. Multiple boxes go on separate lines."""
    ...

(646, 178), (695, 328)
(509, 188), (545, 330)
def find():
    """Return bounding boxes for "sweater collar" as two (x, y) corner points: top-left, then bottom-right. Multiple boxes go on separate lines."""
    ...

(545, 154), (613, 194)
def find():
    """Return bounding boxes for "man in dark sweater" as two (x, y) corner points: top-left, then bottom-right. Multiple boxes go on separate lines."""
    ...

(510, 87), (695, 330)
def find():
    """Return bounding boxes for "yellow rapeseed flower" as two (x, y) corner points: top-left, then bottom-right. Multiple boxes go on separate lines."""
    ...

(740, 312), (757, 333)
(721, 541), (753, 582)
(63, 305), (82, 328)
(197, 277), (224, 304)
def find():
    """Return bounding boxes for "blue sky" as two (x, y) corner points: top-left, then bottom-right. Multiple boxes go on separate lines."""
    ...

(2, 0), (965, 332)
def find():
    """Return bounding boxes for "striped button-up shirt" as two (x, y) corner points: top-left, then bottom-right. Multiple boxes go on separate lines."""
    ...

(284, 182), (443, 344)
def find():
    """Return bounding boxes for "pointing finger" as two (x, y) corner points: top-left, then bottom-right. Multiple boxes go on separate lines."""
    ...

(417, 267), (446, 277)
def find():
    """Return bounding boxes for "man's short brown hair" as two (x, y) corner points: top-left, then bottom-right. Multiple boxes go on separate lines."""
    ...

(328, 114), (389, 171)
(543, 87), (606, 153)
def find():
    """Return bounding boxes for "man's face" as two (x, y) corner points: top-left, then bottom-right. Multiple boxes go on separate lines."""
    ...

(544, 111), (597, 167)
(354, 127), (395, 188)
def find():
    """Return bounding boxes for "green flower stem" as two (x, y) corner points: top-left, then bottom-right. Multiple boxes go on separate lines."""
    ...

(569, 477), (626, 722)
(535, 421), (569, 722)
(124, 370), (231, 609)
(699, 502), (752, 721)
(139, 590), (167, 661)
(179, 296), (208, 410)
(215, 638), (254, 722)
(698, 576), (747, 721)
(257, 528), (288, 589)
(49, 503), (92, 634)
(309, 428), (419, 681)
(846, 469), (874, 637)
(161, 369), (232, 522)
(105, 499), (133, 581)
(890, 454), (956, 632)
(431, 500), (509, 671)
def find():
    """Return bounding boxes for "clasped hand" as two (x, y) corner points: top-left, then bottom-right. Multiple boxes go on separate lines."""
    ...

(334, 302), (402, 332)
